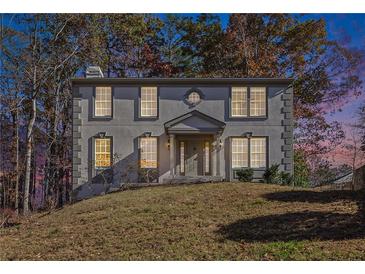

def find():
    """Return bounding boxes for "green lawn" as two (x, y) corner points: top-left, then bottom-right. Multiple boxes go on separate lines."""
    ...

(0, 182), (364, 260)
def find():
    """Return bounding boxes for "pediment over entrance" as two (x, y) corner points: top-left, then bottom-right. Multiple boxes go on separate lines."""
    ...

(164, 110), (225, 134)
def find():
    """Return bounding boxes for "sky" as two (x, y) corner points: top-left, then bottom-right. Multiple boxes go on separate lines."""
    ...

(305, 14), (365, 123)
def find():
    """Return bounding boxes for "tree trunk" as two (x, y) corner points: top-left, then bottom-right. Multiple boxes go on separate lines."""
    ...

(65, 169), (71, 203)
(23, 20), (39, 214)
(23, 98), (36, 214)
(15, 106), (19, 214)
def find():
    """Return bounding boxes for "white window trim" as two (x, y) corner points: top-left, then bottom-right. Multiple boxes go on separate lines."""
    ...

(231, 137), (249, 168)
(250, 87), (266, 117)
(140, 86), (158, 118)
(94, 86), (112, 117)
(231, 137), (267, 169)
(230, 86), (267, 118)
(231, 87), (248, 117)
(95, 137), (112, 168)
(140, 137), (158, 169)
(250, 137), (267, 168)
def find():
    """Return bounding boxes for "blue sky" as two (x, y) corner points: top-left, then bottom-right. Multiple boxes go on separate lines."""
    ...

(304, 14), (365, 124)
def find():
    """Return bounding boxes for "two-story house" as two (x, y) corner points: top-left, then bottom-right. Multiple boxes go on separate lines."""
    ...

(72, 72), (293, 200)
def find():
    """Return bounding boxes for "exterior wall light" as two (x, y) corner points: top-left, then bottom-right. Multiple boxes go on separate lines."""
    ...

(143, 132), (152, 137)
(97, 132), (106, 138)
(245, 132), (253, 138)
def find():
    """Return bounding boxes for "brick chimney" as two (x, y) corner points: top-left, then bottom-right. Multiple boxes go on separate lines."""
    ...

(85, 66), (104, 78)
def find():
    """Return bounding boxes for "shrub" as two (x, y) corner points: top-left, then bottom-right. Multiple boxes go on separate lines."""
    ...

(139, 168), (159, 183)
(293, 149), (310, 187)
(263, 164), (281, 184)
(264, 165), (294, 185)
(280, 171), (293, 185)
(0, 208), (15, 228)
(236, 168), (253, 182)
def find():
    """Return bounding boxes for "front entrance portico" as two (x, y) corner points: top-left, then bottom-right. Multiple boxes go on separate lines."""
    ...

(164, 110), (225, 179)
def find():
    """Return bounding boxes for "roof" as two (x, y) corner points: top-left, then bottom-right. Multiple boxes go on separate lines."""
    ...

(331, 172), (353, 185)
(71, 77), (293, 86)
(164, 110), (226, 134)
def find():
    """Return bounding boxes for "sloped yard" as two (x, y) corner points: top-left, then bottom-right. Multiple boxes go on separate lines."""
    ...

(0, 182), (364, 260)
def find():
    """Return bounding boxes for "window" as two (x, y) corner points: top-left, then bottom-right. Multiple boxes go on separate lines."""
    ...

(250, 138), (266, 168)
(180, 141), (185, 174)
(204, 141), (210, 174)
(141, 87), (158, 117)
(188, 91), (201, 105)
(231, 87), (248, 117)
(231, 86), (267, 118)
(250, 87), (266, 116)
(95, 138), (111, 168)
(95, 87), (112, 117)
(231, 138), (248, 168)
(231, 137), (267, 169)
(140, 137), (158, 168)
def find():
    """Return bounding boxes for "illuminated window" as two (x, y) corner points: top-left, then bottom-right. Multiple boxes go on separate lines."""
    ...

(231, 138), (248, 168)
(250, 87), (266, 116)
(180, 141), (185, 174)
(204, 141), (210, 174)
(140, 137), (158, 168)
(188, 91), (201, 104)
(95, 87), (112, 117)
(141, 87), (158, 117)
(231, 87), (248, 117)
(95, 138), (111, 168)
(250, 138), (266, 168)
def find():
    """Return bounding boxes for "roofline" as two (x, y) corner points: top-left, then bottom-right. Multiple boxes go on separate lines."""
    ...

(71, 77), (293, 86)
(164, 110), (226, 129)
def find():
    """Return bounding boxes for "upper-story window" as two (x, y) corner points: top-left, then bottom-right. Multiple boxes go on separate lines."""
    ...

(231, 86), (266, 118)
(184, 88), (204, 107)
(95, 87), (112, 117)
(141, 87), (158, 117)
(231, 87), (248, 117)
(250, 87), (266, 116)
(188, 91), (201, 104)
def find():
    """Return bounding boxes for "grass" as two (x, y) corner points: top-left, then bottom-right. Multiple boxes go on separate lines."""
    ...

(0, 182), (364, 260)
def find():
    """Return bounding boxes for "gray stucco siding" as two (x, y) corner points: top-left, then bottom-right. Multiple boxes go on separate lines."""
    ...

(72, 80), (293, 200)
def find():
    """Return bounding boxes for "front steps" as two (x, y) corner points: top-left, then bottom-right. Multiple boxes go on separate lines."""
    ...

(163, 176), (224, 184)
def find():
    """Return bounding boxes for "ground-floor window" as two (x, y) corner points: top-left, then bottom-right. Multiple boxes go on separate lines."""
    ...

(140, 137), (158, 168)
(95, 138), (112, 168)
(231, 138), (249, 168)
(231, 137), (267, 169)
(250, 138), (266, 168)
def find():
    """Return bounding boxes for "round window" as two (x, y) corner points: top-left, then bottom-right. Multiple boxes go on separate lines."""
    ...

(187, 91), (201, 104)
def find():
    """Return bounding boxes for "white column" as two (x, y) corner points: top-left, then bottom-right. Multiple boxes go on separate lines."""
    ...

(212, 135), (217, 176)
(169, 134), (175, 177)
(216, 135), (221, 176)
(212, 134), (221, 177)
